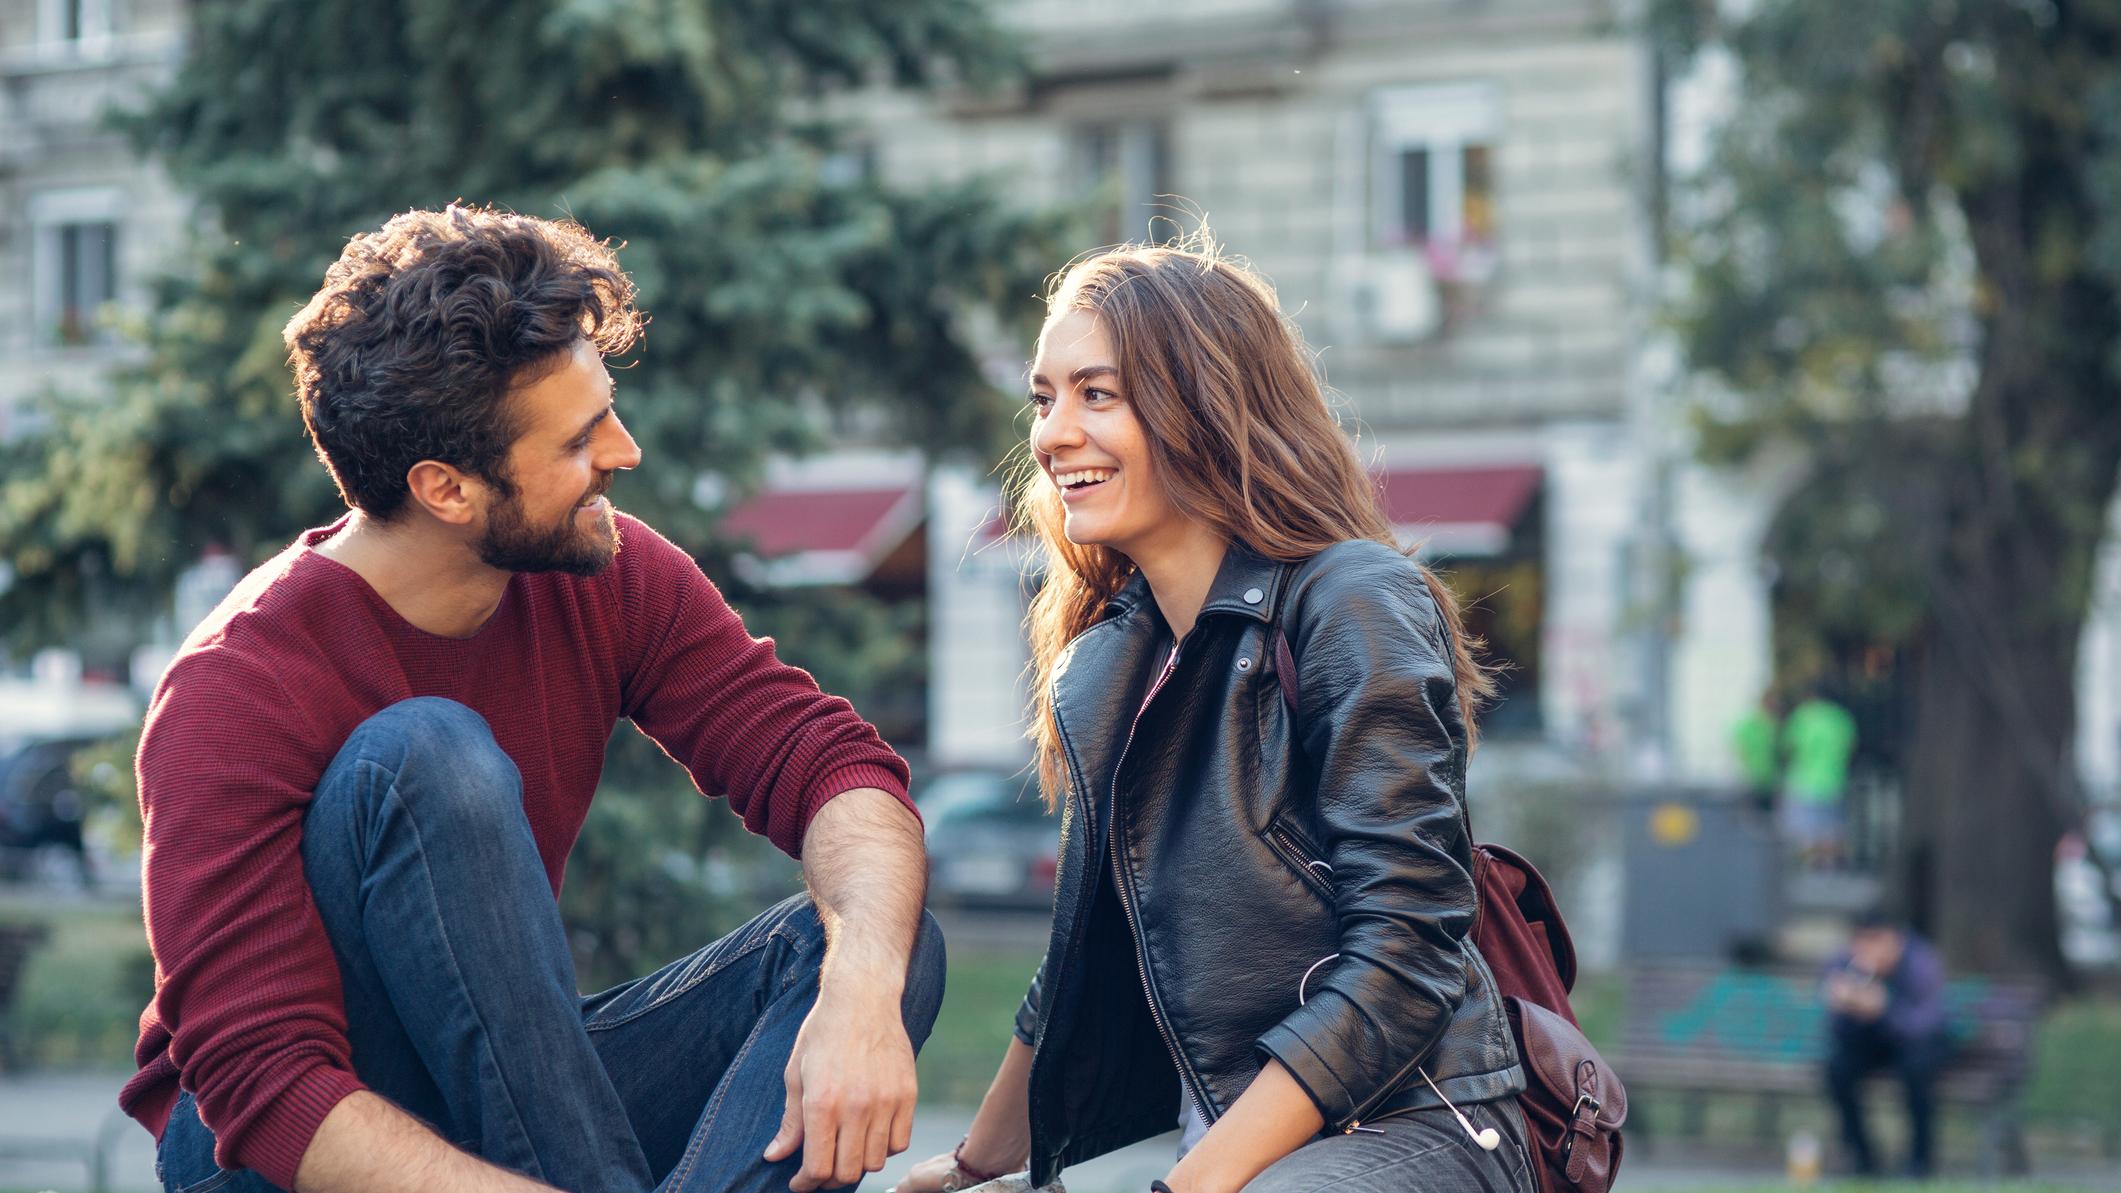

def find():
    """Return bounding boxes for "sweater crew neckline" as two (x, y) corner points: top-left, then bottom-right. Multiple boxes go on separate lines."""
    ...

(298, 518), (525, 647)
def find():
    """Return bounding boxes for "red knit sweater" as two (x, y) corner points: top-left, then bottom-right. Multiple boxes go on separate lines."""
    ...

(121, 513), (913, 1188)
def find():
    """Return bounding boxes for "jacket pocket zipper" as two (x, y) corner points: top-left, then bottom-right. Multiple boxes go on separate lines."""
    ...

(1266, 822), (1335, 903)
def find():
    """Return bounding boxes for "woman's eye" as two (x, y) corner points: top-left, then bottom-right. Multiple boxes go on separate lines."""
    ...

(1084, 388), (1116, 403)
(1028, 393), (1053, 412)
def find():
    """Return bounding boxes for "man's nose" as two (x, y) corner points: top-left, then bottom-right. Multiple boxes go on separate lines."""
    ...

(603, 414), (644, 471)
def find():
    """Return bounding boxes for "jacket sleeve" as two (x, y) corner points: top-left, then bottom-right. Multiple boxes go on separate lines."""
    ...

(1253, 540), (1477, 1130)
(1013, 956), (1049, 1046)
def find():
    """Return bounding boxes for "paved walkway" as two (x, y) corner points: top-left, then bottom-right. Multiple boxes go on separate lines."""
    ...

(17, 1068), (2113, 1193)
(0, 1071), (1186, 1193)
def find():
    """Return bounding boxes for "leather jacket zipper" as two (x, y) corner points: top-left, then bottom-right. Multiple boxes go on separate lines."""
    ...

(1265, 823), (1335, 902)
(1107, 644), (1213, 1128)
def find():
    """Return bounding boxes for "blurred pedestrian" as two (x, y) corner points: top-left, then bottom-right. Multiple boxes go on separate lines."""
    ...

(1780, 691), (1857, 867)
(1731, 689), (1782, 815)
(1821, 909), (1950, 1179)
(128, 206), (942, 1193)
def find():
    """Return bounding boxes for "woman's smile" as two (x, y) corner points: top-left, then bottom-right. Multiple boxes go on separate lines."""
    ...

(1053, 467), (1117, 503)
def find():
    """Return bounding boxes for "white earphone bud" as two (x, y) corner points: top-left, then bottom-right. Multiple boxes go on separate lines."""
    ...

(1305, 969), (1507, 1155)
(1420, 1068), (1502, 1151)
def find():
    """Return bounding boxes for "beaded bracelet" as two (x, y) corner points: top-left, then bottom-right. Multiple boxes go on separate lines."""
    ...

(945, 1136), (1010, 1189)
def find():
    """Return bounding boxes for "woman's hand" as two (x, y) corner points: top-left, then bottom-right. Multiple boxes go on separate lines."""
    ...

(890, 1036), (1036, 1191)
(887, 1150), (973, 1192)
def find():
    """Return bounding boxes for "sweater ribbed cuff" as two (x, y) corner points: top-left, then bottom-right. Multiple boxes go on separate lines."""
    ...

(801, 762), (918, 835)
(230, 1063), (367, 1190)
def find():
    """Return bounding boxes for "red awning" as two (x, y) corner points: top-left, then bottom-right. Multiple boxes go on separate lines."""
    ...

(1375, 463), (1541, 556)
(722, 482), (923, 585)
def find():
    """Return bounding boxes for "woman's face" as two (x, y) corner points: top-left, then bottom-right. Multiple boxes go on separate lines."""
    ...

(1028, 309), (1184, 557)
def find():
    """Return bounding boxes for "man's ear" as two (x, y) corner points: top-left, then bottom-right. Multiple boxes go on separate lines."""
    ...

(404, 460), (486, 527)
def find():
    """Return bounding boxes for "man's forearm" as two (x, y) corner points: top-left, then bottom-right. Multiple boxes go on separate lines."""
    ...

(800, 786), (927, 991)
(767, 786), (929, 1190)
(294, 1091), (556, 1193)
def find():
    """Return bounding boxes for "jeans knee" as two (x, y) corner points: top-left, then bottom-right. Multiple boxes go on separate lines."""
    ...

(323, 698), (523, 830)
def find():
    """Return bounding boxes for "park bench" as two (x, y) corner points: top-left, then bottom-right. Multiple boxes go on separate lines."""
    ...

(1615, 961), (2044, 1176)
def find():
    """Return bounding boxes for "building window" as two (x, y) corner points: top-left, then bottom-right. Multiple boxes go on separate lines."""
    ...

(1371, 83), (1500, 281)
(30, 189), (126, 349)
(1071, 120), (1168, 244)
(39, 0), (114, 50)
(53, 222), (119, 345)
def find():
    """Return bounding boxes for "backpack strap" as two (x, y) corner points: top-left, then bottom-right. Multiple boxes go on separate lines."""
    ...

(1272, 626), (1299, 715)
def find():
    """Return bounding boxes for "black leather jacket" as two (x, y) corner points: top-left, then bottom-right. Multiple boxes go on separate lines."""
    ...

(1010, 539), (1524, 1185)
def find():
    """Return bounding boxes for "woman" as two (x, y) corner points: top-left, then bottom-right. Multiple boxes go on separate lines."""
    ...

(895, 238), (1533, 1193)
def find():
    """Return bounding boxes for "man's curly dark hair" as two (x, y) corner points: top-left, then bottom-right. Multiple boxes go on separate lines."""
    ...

(284, 205), (644, 520)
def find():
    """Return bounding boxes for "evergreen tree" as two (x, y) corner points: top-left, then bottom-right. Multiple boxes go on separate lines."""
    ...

(1654, 0), (2121, 982)
(0, 0), (1066, 650)
(0, 0), (1072, 981)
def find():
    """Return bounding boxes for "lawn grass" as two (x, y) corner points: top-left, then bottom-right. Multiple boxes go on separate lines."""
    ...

(6, 891), (2120, 1166)
(0, 894), (152, 1070)
(0, 893), (1049, 1096)
(917, 944), (1042, 1107)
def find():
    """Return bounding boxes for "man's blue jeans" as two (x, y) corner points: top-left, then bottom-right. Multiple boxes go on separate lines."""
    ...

(155, 698), (947, 1193)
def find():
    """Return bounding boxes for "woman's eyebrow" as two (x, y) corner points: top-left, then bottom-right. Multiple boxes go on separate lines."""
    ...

(1028, 364), (1119, 387)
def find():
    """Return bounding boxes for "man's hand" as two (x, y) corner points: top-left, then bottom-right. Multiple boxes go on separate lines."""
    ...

(1825, 973), (1887, 1021)
(764, 982), (920, 1190)
(765, 785), (931, 1192)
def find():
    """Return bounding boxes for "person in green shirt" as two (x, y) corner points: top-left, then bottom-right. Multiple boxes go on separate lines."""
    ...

(1731, 691), (1783, 814)
(1781, 694), (1858, 867)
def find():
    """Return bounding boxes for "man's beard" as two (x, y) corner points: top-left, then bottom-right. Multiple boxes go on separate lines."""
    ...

(475, 479), (619, 576)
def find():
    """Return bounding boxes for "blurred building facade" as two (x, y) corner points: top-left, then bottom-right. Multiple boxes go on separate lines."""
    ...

(788, 0), (1785, 783)
(0, 0), (189, 442)
(7, 0), (2118, 818)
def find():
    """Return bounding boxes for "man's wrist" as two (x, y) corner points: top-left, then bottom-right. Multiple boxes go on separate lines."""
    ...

(817, 951), (908, 1003)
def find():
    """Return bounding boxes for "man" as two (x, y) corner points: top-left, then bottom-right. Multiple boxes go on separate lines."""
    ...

(124, 205), (944, 1193)
(1781, 692), (1858, 868)
(1821, 910), (1950, 1179)
(1730, 688), (1782, 815)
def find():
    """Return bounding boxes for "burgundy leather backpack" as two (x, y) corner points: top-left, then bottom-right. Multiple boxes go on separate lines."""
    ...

(1273, 630), (1627, 1193)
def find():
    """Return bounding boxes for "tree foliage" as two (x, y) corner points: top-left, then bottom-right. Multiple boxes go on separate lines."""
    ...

(0, 0), (1069, 654)
(1654, 0), (2121, 980)
(1, 0), (1073, 983)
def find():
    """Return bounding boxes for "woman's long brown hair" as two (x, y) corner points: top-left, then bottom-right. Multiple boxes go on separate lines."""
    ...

(1011, 234), (1498, 807)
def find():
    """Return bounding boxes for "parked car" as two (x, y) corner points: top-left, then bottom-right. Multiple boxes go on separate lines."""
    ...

(916, 768), (1057, 911)
(0, 735), (98, 888)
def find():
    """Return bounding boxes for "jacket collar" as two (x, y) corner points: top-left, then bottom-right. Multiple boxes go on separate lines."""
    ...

(1197, 539), (1286, 624)
(1101, 538), (1287, 627)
